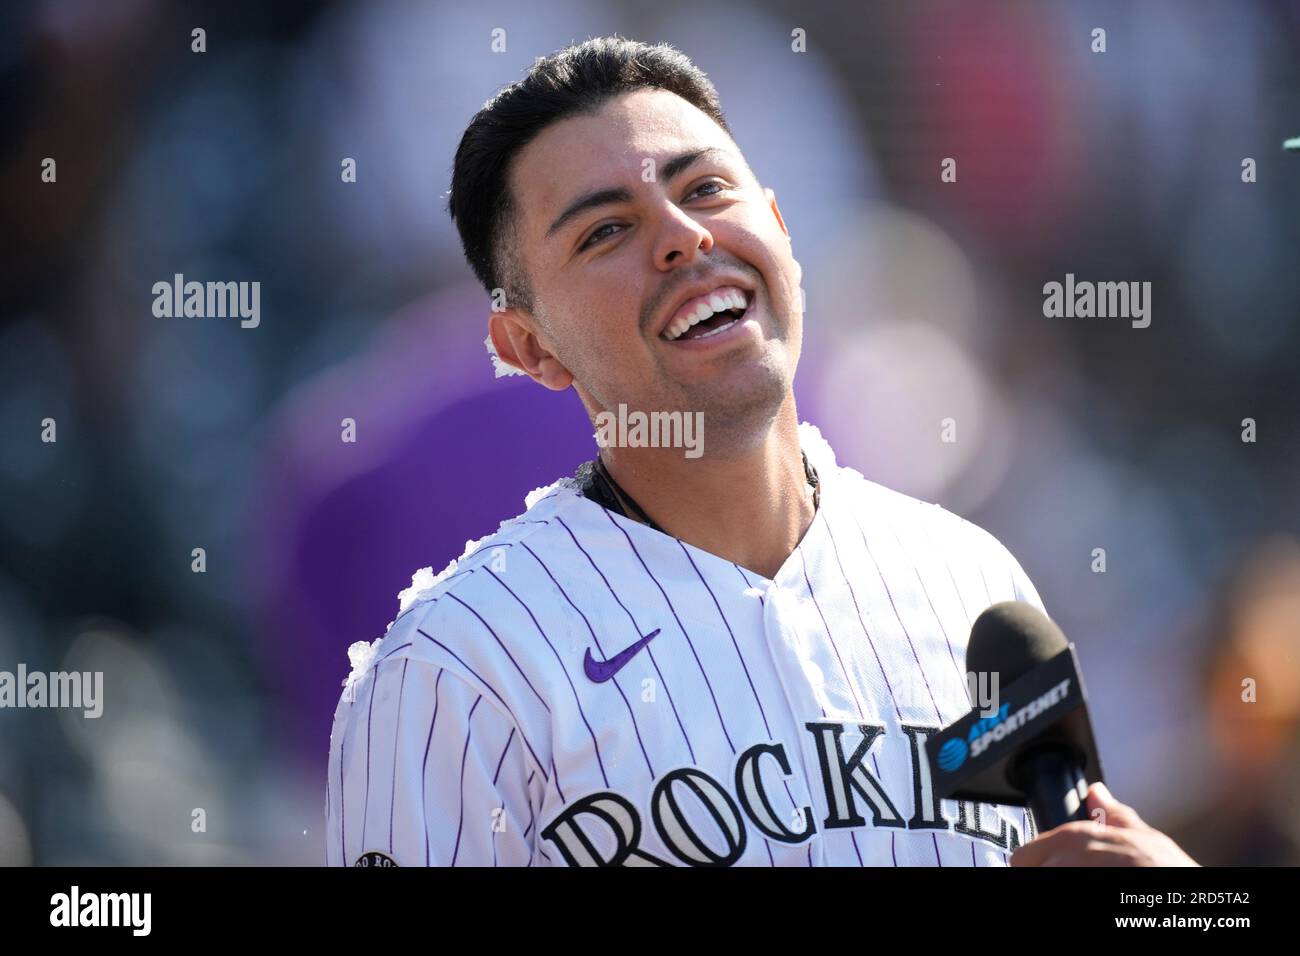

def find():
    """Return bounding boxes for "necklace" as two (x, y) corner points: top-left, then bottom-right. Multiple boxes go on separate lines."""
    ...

(585, 451), (820, 536)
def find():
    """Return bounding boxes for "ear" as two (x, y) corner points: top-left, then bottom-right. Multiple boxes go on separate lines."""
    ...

(765, 186), (802, 287)
(487, 309), (574, 391)
(765, 187), (791, 240)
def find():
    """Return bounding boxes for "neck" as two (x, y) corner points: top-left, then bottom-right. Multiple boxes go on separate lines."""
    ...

(595, 395), (814, 580)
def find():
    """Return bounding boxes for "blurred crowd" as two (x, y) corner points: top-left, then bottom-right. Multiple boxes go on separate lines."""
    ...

(0, 0), (1296, 864)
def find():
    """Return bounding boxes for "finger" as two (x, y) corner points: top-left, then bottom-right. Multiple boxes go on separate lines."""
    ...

(1010, 835), (1048, 867)
(1014, 820), (1129, 866)
(1010, 824), (1091, 866)
(1086, 781), (1145, 829)
(1043, 842), (1139, 867)
(1009, 843), (1041, 867)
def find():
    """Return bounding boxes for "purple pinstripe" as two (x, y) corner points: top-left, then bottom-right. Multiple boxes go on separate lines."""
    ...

(414, 628), (550, 786)
(803, 533), (895, 866)
(799, 545), (870, 718)
(679, 542), (800, 867)
(360, 659), (379, 850)
(852, 504), (1011, 867)
(492, 728), (517, 867)
(888, 522), (965, 690)
(939, 521), (1020, 865)
(846, 512), (946, 722)
(421, 669), (444, 866)
(378, 641), (413, 662)
(523, 771), (536, 840)
(839, 519), (947, 865)
(886, 520), (1000, 867)
(486, 567), (612, 787)
(823, 521), (904, 720)
(522, 540), (656, 779)
(446, 592), (552, 715)
(451, 695), (483, 866)
(493, 728), (516, 785)
(736, 540), (802, 868)
(845, 508), (947, 866)
(924, 518), (1024, 862)
(338, 732), (345, 864)
(737, 550), (780, 861)
(389, 659), (408, 853)
(555, 514), (696, 763)
(600, 508), (736, 752)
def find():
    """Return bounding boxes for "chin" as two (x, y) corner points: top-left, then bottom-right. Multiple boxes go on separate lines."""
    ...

(684, 360), (791, 431)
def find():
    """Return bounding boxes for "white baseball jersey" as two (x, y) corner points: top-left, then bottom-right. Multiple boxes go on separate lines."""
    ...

(325, 422), (1045, 867)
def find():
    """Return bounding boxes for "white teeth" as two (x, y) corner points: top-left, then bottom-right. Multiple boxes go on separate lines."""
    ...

(663, 286), (749, 341)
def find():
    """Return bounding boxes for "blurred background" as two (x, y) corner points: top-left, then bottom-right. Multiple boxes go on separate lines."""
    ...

(1, 0), (1297, 865)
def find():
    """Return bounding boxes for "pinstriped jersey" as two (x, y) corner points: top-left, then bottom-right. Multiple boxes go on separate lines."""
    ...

(325, 422), (1045, 867)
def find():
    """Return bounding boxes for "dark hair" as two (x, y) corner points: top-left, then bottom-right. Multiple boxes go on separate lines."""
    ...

(448, 36), (733, 311)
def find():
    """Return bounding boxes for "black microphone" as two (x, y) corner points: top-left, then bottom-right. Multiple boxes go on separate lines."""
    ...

(926, 601), (1104, 836)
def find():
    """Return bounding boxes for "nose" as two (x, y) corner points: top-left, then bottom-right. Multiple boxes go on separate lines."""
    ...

(651, 201), (714, 271)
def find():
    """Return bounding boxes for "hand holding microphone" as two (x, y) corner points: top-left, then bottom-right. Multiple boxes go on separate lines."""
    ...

(927, 601), (1199, 866)
(1010, 780), (1199, 866)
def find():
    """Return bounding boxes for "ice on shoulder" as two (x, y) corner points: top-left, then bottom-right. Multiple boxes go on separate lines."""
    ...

(389, 474), (578, 621)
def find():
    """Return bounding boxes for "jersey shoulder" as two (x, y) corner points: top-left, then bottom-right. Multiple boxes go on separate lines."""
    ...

(803, 420), (1044, 607)
(332, 471), (603, 730)
(388, 474), (586, 626)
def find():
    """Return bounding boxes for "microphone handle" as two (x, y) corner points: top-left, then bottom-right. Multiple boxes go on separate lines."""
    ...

(1019, 747), (1090, 833)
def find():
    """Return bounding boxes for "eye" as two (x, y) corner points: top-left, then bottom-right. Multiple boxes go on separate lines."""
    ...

(686, 180), (727, 201)
(579, 222), (623, 250)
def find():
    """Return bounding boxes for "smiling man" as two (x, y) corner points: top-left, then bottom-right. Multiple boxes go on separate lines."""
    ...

(324, 36), (1196, 867)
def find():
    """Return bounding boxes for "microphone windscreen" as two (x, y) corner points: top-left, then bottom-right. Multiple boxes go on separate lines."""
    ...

(966, 601), (1069, 686)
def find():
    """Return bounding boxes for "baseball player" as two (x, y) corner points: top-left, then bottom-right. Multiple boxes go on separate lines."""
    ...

(326, 37), (1198, 868)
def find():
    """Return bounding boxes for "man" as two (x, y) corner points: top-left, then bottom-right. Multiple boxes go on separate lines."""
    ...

(325, 36), (1196, 867)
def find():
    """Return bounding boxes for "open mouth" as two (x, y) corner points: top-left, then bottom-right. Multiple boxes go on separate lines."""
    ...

(661, 288), (751, 342)
(672, 306), (747, 342)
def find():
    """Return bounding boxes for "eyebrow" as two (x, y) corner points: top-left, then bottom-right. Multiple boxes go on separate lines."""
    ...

(545, 146), (734, 239)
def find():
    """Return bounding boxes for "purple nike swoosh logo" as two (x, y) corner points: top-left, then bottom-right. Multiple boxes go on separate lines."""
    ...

(583, 628), (662, 682)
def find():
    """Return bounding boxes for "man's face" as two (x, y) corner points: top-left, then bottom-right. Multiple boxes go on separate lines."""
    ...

(500, 88), (803, 439)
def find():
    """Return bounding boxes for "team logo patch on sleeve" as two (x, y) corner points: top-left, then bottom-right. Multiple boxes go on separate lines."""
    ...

(353, 851), (399, 867)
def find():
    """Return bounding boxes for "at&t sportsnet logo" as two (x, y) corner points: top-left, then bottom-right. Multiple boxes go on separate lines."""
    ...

(937, 736), (970, 773)
(938, 679), (1073, 772)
